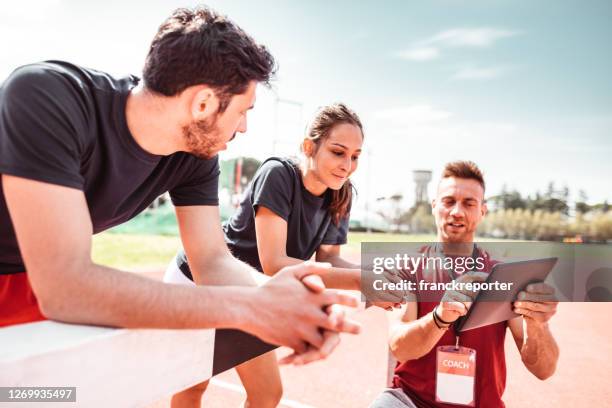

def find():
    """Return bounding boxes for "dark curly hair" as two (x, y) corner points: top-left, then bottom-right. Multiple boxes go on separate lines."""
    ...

(143, 6), (276, 111)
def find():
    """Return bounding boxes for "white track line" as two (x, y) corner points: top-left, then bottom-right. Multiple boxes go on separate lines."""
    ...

(210, 378), (316, 408)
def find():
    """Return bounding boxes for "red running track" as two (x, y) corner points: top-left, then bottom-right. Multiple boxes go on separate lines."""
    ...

(138, 273), (612, 407)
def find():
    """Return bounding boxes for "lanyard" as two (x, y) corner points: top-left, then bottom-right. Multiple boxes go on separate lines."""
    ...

(431, 243), (480, 348)
(454, 334), (460, 349)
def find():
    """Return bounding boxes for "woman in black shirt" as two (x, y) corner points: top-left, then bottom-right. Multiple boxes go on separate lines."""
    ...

(165, 103), (397, 407)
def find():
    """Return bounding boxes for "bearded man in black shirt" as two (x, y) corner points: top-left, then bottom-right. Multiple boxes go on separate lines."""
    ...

(0, 4), (360, 393)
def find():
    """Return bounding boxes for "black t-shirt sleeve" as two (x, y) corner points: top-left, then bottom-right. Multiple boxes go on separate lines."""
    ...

(250, 160), (293, 221)
(170, 155), (220, 206)
(0, 64), (89, 189)
(321, 214), (350, 245)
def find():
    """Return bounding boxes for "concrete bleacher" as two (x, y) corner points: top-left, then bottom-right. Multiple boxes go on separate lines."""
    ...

(1, 318), (284, 407)
(0, 321), (217, 407)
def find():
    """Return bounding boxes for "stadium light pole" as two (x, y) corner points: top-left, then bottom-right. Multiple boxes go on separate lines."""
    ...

(271, 89), (303, 156)
(365, 148), (373, 233)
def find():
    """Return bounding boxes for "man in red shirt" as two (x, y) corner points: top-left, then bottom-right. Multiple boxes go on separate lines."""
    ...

(370, 161), (559, 408)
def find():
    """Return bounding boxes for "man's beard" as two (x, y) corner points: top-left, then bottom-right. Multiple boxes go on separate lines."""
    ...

(443, 225), (472, 243)
(182, 115), (225, 160)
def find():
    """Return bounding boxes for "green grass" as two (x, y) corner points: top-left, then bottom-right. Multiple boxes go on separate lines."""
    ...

(346, 232), (437, 250)
(92, 231), (440, 269)
(92, 233), (182, 269)
(92, 231), (514, 269)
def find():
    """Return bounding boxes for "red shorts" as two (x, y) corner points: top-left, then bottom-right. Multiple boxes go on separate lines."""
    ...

(0, 272), (46, 327)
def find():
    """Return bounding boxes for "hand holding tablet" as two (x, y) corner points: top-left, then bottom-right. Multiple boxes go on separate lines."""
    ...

(513, 282), (559, 324)
(436, 271), (489, 325)
(455, 257), (558, 332)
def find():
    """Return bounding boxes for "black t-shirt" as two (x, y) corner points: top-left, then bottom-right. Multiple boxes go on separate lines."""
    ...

(177, 157), (349, 277)
(0, 61), (219, 274)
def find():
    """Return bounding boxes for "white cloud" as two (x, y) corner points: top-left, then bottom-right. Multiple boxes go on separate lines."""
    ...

(426, 28), (520, 48)
(452, 66), (509, 80)
(395, 27), (521, 63)
(395, 46), (440, 61)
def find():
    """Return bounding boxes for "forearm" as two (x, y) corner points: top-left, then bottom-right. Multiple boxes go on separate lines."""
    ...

(520, 321), (559, 380)
(36, 262), (255, 330)
(315, 253), (360, 289)
(263, 254), (359, 290)
(389, 310), (447, 362)
(321, 266), (360, 290)
(192, 252), (260, 287)
(317, 253), (360, 270)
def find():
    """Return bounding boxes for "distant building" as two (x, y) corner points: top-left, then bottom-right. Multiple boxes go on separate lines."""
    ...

(413, 170), (432, 205)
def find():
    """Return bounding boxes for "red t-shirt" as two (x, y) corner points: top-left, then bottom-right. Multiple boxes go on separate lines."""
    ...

(392, 245), (508, 408)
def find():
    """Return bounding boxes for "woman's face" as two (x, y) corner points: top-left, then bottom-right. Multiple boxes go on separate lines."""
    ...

(308, 123), (363, 190)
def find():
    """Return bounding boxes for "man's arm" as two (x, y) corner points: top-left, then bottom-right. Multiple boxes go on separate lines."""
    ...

(508, 283), (559, 380)
(255, 206), (360, 290)
(2, 175), (254, 329)
(388, 272), (488, 362)
(3, 175), (359, 355)
(174, 203), (364, 357)
(388, 296), (448, 362)
(176, 205), (260, 288)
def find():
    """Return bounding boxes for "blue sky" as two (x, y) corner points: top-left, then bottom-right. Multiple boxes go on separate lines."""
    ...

(1, 0), (610, 207)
